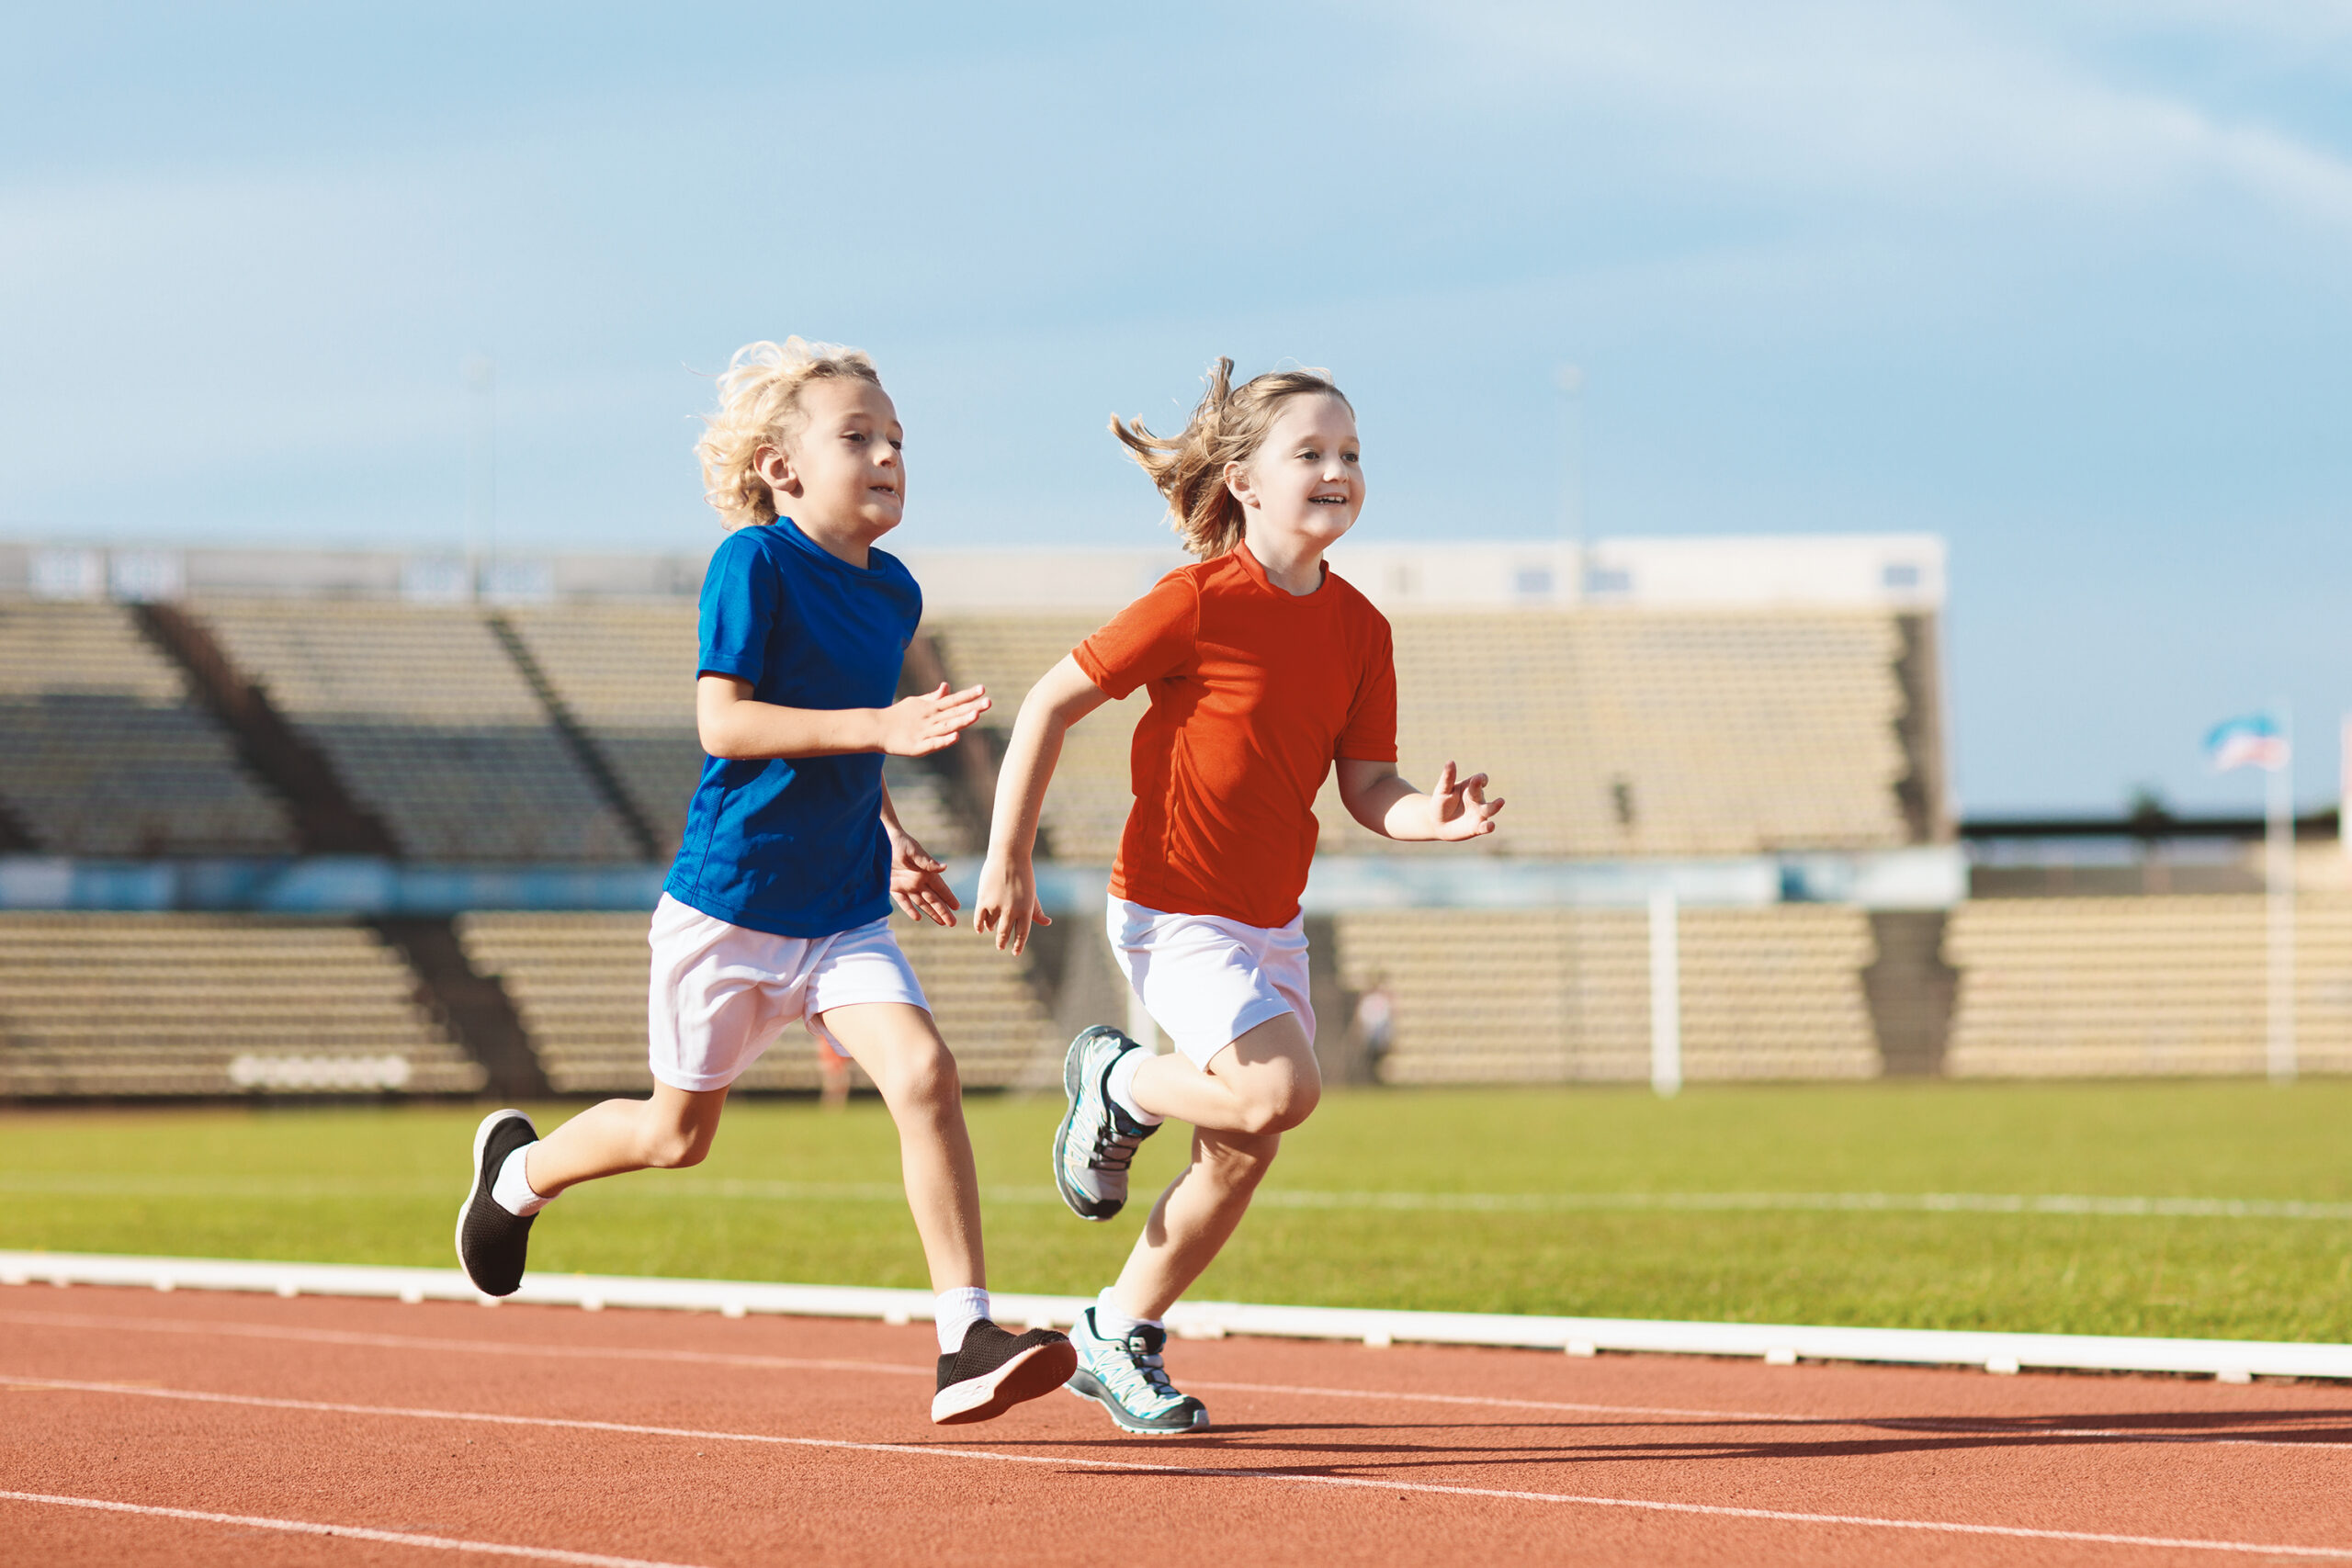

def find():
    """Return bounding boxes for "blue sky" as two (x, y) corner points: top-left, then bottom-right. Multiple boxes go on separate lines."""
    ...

(6, 2), (2351, 816)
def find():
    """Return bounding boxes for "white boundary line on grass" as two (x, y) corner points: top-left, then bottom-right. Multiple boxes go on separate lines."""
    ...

(10, 1376), (2351, 1561)
(0, 1489), (707, 1568)
(7, 1249), (2350, 1382)
(10, 1305), (2350, 1452)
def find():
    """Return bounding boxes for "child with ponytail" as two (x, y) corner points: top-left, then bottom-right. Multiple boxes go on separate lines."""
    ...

(456, 338), (1075, 1426)
(975, 359), (1503, 1434)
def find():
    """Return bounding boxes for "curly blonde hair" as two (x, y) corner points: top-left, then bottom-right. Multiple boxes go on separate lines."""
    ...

(695, 337), (884, 530)
(1110, 357), (1351, 559)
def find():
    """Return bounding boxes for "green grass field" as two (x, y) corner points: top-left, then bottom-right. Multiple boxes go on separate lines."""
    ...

(6, 1080), (2351, 1342)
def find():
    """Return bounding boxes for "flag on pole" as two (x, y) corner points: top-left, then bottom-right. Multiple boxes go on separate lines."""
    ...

(2206, 713), (2290, 773)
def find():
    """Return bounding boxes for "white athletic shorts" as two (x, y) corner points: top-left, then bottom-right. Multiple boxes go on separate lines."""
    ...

(647, 893), (928, 1093)
(1107, 897), (1314, 1070)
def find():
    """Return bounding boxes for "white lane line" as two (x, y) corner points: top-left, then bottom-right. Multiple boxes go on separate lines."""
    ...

(8, 1172), (2351, 1220)
(8, 1375), (2352, 1559)
(0, 1308), (927, 1379)
(11, 1309), (2347, 1451)
(0, 1489), (707, 1568)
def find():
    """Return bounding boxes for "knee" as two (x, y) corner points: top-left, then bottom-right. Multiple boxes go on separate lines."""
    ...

(639, 1122), (715, 1169)
(874, 1038), (960, 1108)
(1234, 1075), (1319, 1136)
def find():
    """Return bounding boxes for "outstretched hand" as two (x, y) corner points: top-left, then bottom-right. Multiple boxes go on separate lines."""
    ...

(971, 855), (1052, 954)
(878, 682), (989, 758)
(1430, 760), (1504, 841)
(888, 831), (961, 927)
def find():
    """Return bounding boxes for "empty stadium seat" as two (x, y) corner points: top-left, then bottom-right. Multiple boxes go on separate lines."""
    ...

(194, 600), (639, 862)
(1335, 906), (1881, 1083)
(929, 607), (1914, 863)
(0, 913), (484, 1097)
(501, 604), (971, 858)
(0, 603), (292, 855)
(1945, 895), (2352, 1077)
(1316, 610), (1913, 859)
(922, 615), (1140, 862)
(458, 910), (1057, 1094)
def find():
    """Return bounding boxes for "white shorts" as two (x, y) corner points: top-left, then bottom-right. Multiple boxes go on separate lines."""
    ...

(647, 893), (928, 1092)
(1107, 897), (1314, 1070)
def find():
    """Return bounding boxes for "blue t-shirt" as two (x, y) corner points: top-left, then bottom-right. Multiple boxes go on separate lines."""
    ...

(664, 518), (922, 938)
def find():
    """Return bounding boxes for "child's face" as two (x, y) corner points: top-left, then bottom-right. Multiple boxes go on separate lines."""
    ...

(1231, 394), (1363, 552)
(765, 378), (906, 542)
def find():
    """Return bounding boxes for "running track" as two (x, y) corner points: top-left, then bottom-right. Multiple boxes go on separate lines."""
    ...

(5, 1281), (2350, 1565)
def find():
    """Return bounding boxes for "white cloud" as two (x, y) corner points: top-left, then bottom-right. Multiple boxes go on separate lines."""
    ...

(1383, 0), (2352, 231)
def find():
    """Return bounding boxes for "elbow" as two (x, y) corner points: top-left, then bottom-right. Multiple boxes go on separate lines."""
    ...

(697, 722), (743, 761)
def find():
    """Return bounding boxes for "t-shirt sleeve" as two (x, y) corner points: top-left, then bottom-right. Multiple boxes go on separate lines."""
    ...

(1336, 611), (1398, 763)
(697, 531), (781, 683)
(1073, 572), (1197, 699)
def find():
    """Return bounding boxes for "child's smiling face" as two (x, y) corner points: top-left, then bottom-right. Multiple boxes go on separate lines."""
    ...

(757, 376), (906, 558)
(1228, 393), (1363, 555)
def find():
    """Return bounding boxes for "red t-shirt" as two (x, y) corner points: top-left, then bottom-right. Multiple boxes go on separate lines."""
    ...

(1074, 543), (1398, 929)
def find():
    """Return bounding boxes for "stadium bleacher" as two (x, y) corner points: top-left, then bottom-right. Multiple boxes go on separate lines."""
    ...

(193, 599), (640, 862)
(0, 601), (292, 855)
(926, 607), (1917, 863)
(1945, 894), (2352, 1077)
(62, 538), (2337, 1098)
(0, 913), (484, 1097)
(1313, 610), (1914, 859)
(457, 910), (1057, 1094)
(500, 603), (966, 859)
(1336, 906), (1883, 1083)
(922, 615), (1142, 862)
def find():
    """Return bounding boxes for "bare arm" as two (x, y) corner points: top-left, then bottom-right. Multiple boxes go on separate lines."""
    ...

(973, 655), (1110, 952)
(695, 674), (988, 761)
(1336, 758), (1504, 842)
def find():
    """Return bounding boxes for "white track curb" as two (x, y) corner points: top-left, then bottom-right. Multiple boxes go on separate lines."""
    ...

(6, 1249), (2346, 1383)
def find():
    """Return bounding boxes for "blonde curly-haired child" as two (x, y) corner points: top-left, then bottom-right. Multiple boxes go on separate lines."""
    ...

(976, 358), (1503, 1433)
(457, 338), (1075, 1426)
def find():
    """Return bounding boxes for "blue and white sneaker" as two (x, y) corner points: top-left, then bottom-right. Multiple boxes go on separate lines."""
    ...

(1067, 1307), (1210, 1435)
(1052, 1025), (1159, 1221)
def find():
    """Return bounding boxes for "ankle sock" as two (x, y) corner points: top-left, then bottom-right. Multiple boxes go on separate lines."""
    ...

(1104, 1046), (1163, 1127)
(492, 1144), (548, 1217)
(1093, 1288), (1161, 1343)
(934, 1286), (991, 1354)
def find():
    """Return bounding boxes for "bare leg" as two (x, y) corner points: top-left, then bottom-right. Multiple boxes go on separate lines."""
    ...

(1125, 1010), (1321, 1135)
(1106, 1011), (1321, 1320)
(1109, 1123), (1281, 1320)
(818, 1043), (851, 1111)
(818, 1001), (986, 1292)
(523, 1081), (730, 1197)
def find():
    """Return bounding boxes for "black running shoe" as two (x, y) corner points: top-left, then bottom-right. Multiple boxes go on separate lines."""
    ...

(455, 1109), (538, 1297)
(932, 1320), (1080, 1425)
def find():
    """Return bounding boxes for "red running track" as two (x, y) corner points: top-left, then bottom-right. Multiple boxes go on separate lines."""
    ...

(4, 1280), (2351, 1566)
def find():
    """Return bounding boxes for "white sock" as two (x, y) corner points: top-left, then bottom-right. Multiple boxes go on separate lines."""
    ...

(492, 1144), (548, 1217)
(935, 1286), (990, 1354)
(1093, 1288), (1160, 1342)
(1105, 1046), (1163, 1126)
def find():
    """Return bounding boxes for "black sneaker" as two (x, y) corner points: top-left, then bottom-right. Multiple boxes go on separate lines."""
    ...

(932, 1320), (1080, 1425)
(455, 1109), (538, 1297)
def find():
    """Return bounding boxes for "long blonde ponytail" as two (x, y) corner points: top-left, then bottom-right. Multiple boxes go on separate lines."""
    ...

(1110, 358), (1351, 559)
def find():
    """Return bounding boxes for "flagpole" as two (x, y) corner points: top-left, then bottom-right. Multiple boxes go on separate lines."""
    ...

(2267, 702), (2296, 1087)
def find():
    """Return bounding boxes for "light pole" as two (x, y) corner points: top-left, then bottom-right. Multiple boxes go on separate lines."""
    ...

(464, 354), (497, 602)
(1555, 363), (1585, 602)
(2267, 700), (2296, 1086)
